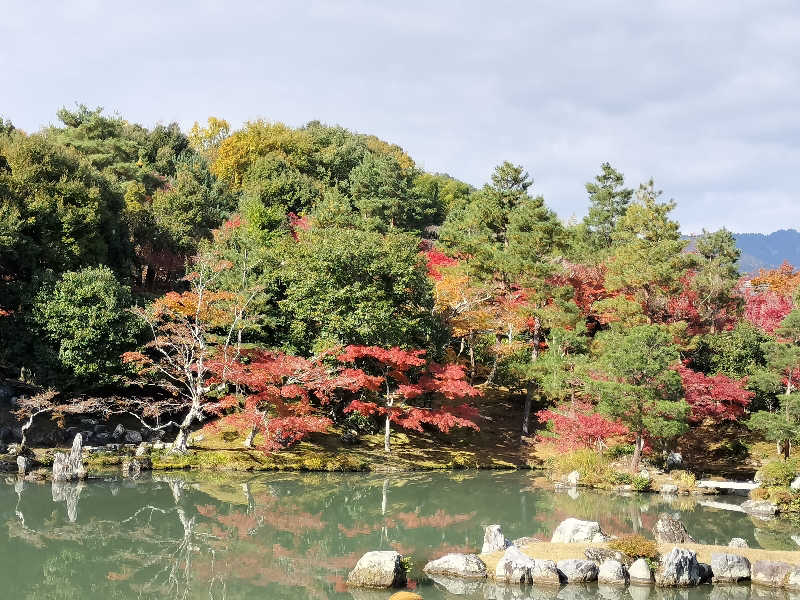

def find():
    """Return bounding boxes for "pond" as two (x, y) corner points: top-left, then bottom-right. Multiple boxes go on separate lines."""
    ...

(1, 470), (797, 599)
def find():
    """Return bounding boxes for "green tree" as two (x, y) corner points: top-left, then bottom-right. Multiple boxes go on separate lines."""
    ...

(281, 227), (438, 353)
(580, 162), (633, 253)
(595, 325), (688, 471)
(30, 266), (141, 385)
(691, 228), (742, 331)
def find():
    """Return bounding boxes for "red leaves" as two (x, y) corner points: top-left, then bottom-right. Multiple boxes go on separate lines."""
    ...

(424, 249), (459, 280)
(742, 286), (793, 334)
(675, 364), (753, 423)
(536, 402), (628, 451)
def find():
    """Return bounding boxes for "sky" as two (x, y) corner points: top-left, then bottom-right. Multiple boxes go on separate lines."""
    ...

(2, 1), (799, 234)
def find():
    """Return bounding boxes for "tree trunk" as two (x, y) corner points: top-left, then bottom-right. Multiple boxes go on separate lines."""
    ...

(486, 353), (498, 385)
(631, 433), (643, 473)
(384, 413), (391, 453)
(172, 401), (201, 454)
(522, 385), (534, 436)
(243, 425), (257, 448)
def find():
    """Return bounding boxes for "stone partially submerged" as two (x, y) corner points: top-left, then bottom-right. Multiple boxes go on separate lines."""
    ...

(655, 547), (701, 587)
(711, 553), (751, 583)
(751, 560), (793, 588)
(423, 553), (487, 579)
(628, 558), (653, 584)
(495, 546), (536, 584)
(347, 551), (407, 588)
(52, 434), (86, 482)
(552, 518), (612, 543)
(598, 559), (628, 585)
(557, 559), (599, 583)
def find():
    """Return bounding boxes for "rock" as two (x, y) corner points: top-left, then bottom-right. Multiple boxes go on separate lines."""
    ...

(153, 441), (165, 450)
(639, 469), (651, 481)
(728, 538), (749, 548)
(741, 500), (779, 518)
(52, 434), (87, 482)
(531, 559), (564, 585)
(389, 593), (423, 600)
(482, 524), (512, 553)
(346, 551), (406, 588)
(495, 545), (536, 584)
(598, 560), (628, 585)
(566, 470), (581, 486)
(789, 568), (800, 591)
(585, 547), (632, 567)
(124, 429), (143, 444)
(628, 558), (653, 584)
(791, 477), (800, 490)
(16, 455), (30, 475)
(93, 432), (111, 445)
(112, 424), (125, 441)
(652, 513), (695, 543)
(551, 518), (612, 543)
(711, 553), (751, 583)
(655, 547), (701, 587)
(121, 457), (152, 478)
(557, 559), (598, 583)
(105, 443), (121, 451)
(751, 560), (792, 588)
(80, 418), (99, 427)
(666, 452), (683, 469)
(135, 443), (152, 457)
(660, 484), (678, 494)
(699, 563), (713, 584)
(423, 553), (487, 579)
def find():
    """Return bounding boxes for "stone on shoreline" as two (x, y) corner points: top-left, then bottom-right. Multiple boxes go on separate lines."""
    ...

(423, 553), (487, 579)
(482, 524), (512, 553)
(660, 484), (678, 494)
(558, 558), (599, 583)
(598, 560), (628, 585)
(655, 547), (701, 587)
(585, 547), (632, 566)
(122, 456), (152, 478)
(711, 553), (751, 583)
(495, 546), (535, 584)
(52, 434), (86, 482)
(652, 513), (695, 543)
(552, 518), (612, 544)
(346, 551), (406, 588)
(628, 558), (653, 584)
(531, 559), (564, 585)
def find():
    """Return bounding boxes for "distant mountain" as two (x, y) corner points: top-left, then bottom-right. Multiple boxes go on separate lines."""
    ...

(734, 229), (800, 274)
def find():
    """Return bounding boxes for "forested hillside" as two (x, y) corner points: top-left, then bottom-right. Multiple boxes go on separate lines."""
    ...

(1, 107), (799, 481)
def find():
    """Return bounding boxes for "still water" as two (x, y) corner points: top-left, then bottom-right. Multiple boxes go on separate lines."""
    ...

(1, 470), (797, 599)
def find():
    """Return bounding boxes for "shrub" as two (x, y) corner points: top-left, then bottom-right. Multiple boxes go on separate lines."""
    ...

(759, 459), (799, 487)
(607, 443), (635, 459)
(612, 472), (632, 485)
(553, 449), (613, 486)
(608, 534), (660, 561)
(631, 475), (652, 492)
(750, 487), (770, 500)
(670, 470), (696, 489)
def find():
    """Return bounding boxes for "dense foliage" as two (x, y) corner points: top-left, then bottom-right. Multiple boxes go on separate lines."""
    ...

(3, 106), (800, 464)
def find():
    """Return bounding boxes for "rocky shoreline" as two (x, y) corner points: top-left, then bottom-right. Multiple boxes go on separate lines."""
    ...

(347, 518), (800, 597)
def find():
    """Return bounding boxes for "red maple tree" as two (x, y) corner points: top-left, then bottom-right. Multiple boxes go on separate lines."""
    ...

(741, 285), (793, 334)
(675, 363), (753, 423)
(535, 401), (629, 451)
(337, 345), (481, 452)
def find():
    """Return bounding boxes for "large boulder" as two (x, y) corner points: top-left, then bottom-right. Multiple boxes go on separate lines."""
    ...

(655, 547), (701, 587)
(531, 559), (564, 585)
(423, 553), (487, 579)
(598, 560), (628, 585)
(751, 560), (793, 588)
(124, 429), (143, 444)
(652, 513), (695, 543)
(52, 434), (87, 482)
(711, 553), (751, 583)
(346, 551), (406, 588)
(741, 500), (779, 518)
(557, 559), (598, 583)
(482, 524), (512, 553)
(666, 452), (683, 469)
(495, 546), (535, 584)
(552, 518), (611, 543)
(628, 558), (653, 584)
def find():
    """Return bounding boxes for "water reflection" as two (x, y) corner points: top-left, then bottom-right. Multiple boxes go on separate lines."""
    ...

(0, 471), (798, 599)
